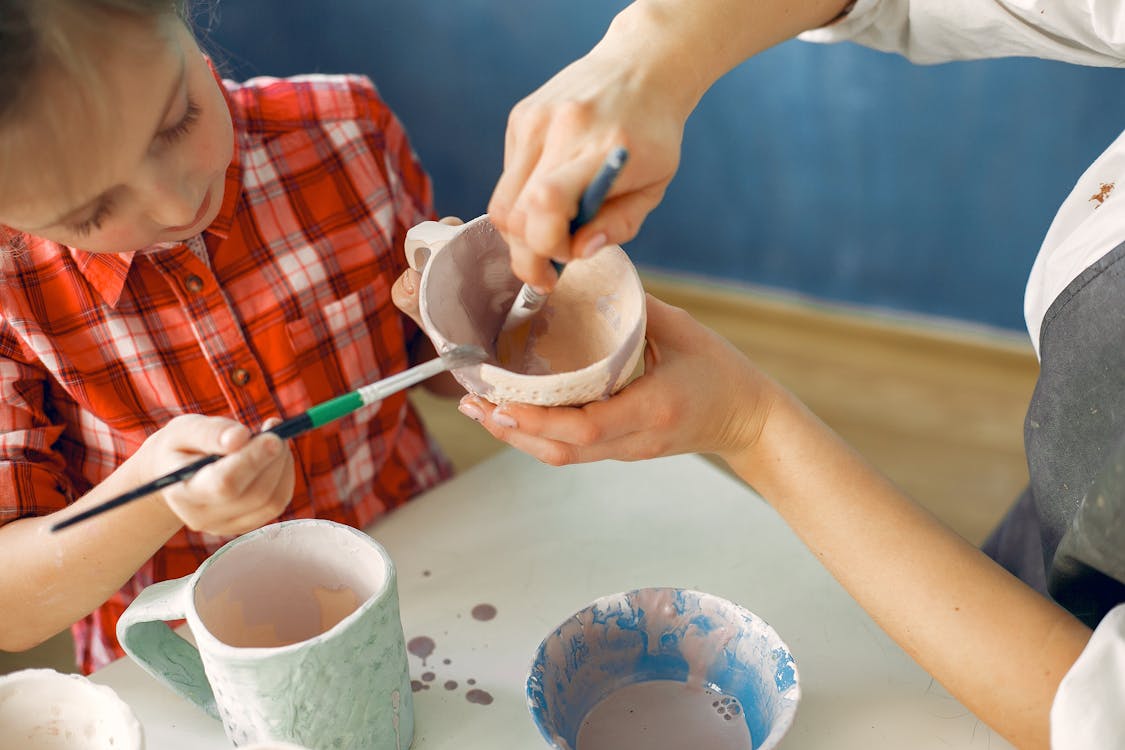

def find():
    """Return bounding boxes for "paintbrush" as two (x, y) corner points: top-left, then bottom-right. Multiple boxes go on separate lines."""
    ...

(50, 344), (488, 533)
(499, 146), (629, 333)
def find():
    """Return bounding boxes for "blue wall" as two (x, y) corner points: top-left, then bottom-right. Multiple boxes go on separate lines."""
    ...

(204, 1), (1125, 333)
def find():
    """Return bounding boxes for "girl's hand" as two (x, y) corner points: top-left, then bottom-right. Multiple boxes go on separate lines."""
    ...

(488, 48), (690, 291)
(392, 268), (424, 330)
(127, 414), (295, 536)
(457, 294), (777, 466)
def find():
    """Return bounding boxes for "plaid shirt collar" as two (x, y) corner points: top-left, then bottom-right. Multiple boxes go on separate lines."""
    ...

(67, 66), (242, 309)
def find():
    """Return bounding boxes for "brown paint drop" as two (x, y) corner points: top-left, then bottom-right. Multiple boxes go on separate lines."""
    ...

(466, 688), (493, 705)
(471, 603), (497, 621)
(408, 636), (435, 665)
(444, 680), (458, 691)
(411, 680), (424, 693)
(422, 672), (435, 682)
(467, 678), (476, 686)
(442, 658), (452, 665)
(1091, 182), (1115, 207)
(422, 570), (432, 577)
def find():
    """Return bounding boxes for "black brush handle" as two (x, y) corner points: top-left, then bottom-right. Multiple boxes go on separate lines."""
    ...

(50, 453), (221, 532)
(50, 413), (316, 532)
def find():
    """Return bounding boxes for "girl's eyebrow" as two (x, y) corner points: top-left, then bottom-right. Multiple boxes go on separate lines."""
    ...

(32, 57), (188, 231)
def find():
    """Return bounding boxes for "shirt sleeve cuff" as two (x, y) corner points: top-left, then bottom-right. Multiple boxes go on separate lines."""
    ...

(798, 0), (882, 44)
(1050, 603), (1125, 749)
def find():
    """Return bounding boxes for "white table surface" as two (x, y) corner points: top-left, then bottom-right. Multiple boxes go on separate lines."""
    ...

(93, 449), (1014, 749)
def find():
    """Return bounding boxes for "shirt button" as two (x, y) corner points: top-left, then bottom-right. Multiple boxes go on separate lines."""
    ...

(230, 368), (252, 386)
(184, 275), (204, 293)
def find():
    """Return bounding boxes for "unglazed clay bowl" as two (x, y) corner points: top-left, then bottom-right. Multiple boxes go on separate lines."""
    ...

(0, 668), (145, 749)
(404, 215), (646, 406)
(526, 588), (799, 750)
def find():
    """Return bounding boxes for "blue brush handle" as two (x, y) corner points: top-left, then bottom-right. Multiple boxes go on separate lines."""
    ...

(569, 146), (629, 235)
(500, 147), (629, 332)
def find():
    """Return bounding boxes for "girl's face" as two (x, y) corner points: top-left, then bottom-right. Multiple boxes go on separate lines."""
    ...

(0, 13), (234, 253)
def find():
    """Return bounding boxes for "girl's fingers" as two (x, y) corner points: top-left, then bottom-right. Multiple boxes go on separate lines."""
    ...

(166, 432), (293, 532)
(206, 454), (294, 535)
(214, 432), (287, 497)
(174, 432), (286, 506)
(391, 269), (423, 327)
(165, 414), (250, 455)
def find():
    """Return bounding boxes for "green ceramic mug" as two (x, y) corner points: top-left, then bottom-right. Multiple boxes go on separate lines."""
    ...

(117, 519), (412, 749)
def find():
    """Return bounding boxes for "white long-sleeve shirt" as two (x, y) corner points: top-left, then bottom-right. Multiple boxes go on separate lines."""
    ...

(802, 0), (1125, 356)
(801, 3), (1125, 748)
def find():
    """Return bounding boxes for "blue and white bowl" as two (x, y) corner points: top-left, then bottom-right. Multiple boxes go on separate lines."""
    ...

(526, 588), (799, 750)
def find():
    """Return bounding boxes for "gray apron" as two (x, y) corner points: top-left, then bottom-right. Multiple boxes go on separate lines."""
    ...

(983, 239), (1125, 628)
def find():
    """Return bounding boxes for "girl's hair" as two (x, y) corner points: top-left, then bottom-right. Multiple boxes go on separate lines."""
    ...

(0, 1), (191, 251)
(0, 1), (188, 127)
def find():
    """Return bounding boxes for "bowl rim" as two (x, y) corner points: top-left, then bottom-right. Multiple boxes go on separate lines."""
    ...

(523, 586), (801, 750)
(416, 216), (647, 379)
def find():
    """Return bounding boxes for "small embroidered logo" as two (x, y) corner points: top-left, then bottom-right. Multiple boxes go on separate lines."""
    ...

(1090, 181), (1115, 208)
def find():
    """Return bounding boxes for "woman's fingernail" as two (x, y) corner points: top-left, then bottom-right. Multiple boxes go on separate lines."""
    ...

(402, 272), (415, 294)
(530, 285), (550, 296)
(491, 409), (517, 429)
(579, 233), (607, 259)
(458, 398), (484, 422)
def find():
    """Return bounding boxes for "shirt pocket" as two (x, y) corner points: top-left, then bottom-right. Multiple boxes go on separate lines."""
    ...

(283, 275), (408, 414)
(283, 277), (411, 500)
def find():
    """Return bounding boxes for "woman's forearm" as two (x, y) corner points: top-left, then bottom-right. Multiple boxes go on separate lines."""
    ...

(599, 0), (852, 117)
(725, 391), (1092, 750)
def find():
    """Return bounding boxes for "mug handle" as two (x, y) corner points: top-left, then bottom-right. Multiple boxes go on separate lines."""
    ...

(403, 220), (460, 272)
(116, 576), (219, 719)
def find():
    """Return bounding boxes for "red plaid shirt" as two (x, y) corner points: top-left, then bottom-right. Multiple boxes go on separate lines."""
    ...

(0, 74), (451, 673)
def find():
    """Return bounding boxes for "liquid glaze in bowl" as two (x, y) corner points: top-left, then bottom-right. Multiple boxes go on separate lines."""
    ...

(526, 588), (800, 750)
(405, 216), (646, 406)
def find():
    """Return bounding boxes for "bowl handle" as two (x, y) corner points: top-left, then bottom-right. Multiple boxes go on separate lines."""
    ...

(404, 220), (461, 272)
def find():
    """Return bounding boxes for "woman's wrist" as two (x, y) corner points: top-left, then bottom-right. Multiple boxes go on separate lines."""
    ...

(714, 374), (789, 480)
(601, 0), (856, 119)
(596, 2), (717, 122)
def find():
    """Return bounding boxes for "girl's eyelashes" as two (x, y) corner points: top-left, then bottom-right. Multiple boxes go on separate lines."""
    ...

(70, 199), (114, 237)
(156, 97), (201, 146)
(65, 96), (200, 237)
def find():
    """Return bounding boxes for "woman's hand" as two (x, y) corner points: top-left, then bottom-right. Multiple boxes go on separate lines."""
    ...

(487, 0), (852, 291)
(457, 294), (777, 467)
(487, 47), (691, 291)
(127, 414), (295, 536)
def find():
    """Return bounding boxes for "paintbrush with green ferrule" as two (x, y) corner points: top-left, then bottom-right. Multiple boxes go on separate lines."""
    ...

(51, 344), (487, 533)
